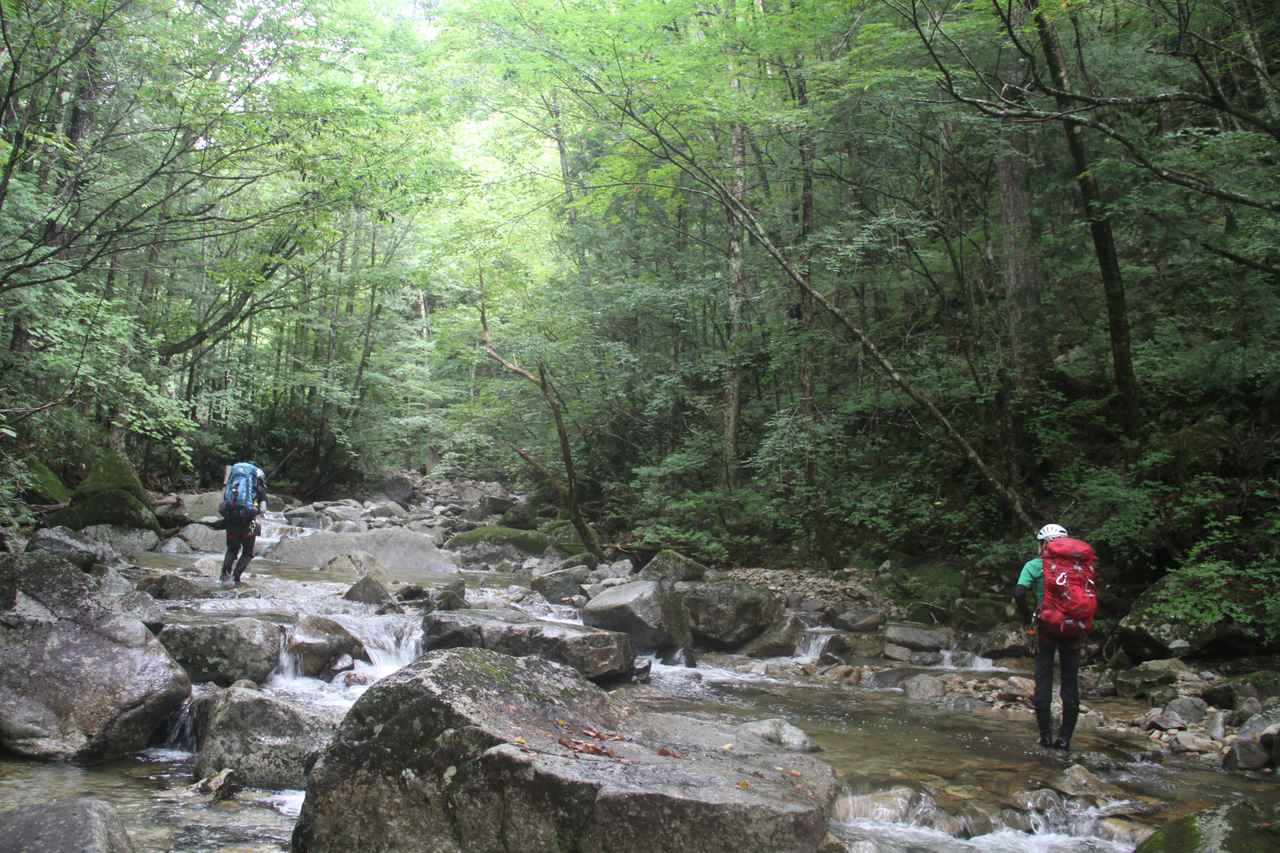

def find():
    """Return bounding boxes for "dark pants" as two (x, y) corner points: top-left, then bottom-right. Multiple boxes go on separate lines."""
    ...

(221, 521), (257, 583)
(1034, 632), (1081, 744)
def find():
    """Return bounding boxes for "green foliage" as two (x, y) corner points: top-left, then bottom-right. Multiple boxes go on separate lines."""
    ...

(24, 459), (70, 504)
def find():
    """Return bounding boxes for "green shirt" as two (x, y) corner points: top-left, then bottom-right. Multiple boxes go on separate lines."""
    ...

(1017, 558), (1044, 607)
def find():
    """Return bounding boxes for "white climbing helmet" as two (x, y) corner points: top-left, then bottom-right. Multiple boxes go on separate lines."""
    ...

(1037, 523), (1069, 542)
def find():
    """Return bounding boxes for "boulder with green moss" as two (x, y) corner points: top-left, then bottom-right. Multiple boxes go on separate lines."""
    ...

(1135, 801), (1280, 852)
(73, 449), (148, 505)
(24, 459), (71, 504)
(46, 489), (160, 533)
(445, 526), (554, 567)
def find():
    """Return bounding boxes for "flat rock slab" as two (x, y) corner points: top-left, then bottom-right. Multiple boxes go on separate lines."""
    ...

(293, 648), (838, 853)
(0, 798), (136, 853)
(424, 608), (634, 681)
(264, 528), (457, 580)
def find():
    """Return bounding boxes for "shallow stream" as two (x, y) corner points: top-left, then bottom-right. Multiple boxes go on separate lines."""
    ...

(3, 521), (1277, 851)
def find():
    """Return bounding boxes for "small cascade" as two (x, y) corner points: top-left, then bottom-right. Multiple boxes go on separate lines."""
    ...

(158, 697), (198, 753)
(795, 627), (839, 661)
(936, 648), (1000, 672)
(340, 614), (423, 679)
(271, 624), (303, 682)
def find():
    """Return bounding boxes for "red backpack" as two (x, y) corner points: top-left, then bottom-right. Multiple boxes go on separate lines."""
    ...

(1036, 537), (1098, 638)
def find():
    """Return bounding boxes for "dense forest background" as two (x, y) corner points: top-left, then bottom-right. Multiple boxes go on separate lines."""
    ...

(2, 0), (1277, 632)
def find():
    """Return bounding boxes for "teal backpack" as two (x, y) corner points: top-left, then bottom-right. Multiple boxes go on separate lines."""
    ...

(220, 462), (260, 523)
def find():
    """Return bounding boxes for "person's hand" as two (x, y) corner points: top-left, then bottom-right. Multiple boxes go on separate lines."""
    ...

(1026, 626), (1037, 638)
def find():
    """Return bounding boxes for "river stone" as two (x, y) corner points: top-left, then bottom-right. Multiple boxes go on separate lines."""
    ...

(831, 608), (882, 633)
(1165, 696), (1208, 724)
(1051, 765), (1125, 801)
(1115, 658), (1190, 699)
(376, 472), (415, 505)
(193, 686), (343, 789)
(322, 551), (387, 579)
(24, 526), (118, 568)
(265, 528), (457, 579)
(342, 575), (394, 605)
(741, 611), (806, 658)
(424, 608), (634, 681)
(0, 553), (190, 761)
(902, 674), (945, 701)
(675, 580), (785, 649)
(638, 549), (707, 582)
(884, 622), (954, 652)
(365, 500), (407, 520)
(581, 579), (692, 653)
(1135, 801), (1280, 852)
(832, 786), (919, 823)
(0, 798), (137, 853)
(1171, 732), (1217, 754)
(292, 648), (838, 853)
(434, 577), (468, 611)
(105, 591), (166, 634)
(158, 618), (281, 686)
(1222, 737), (1270, 771)
(531, 564), (591, 604)
(136, 573), (211, 600)
(284, 506), (332, 530)
(158, 536), (193, 555)
(79, 524), (160, 555)
(288, 616), (371, 677)
(962, 623), (1032, 659)
(1239, 704), (1280, 738)
(738, 718), (819, 753)
(176, 522), (225, 553)
(882, 641), (914, 662)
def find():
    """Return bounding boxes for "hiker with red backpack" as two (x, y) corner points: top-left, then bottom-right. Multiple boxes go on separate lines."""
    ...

(1014, 523), (1098, 751)
(219, 461), (268, 587)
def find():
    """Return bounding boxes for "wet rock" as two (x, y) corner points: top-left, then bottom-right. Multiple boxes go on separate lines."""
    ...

(433, 577), (468, 611)
(1099, 817), (1156, 847)
(0, 553), (190, 762)
(902, 674), (945, 701)
(824, 632), (882, 659)
(589, 559), (635, 581)
(23, 526), (118, 568)
(1051, 765), (1125, 800)
(1230, 696), (1263, 726)
(638, 549), (707, 583)
(173, 522), (224, 554)
(193, 686), (343, 789)
(139, 573), (212, 601)
(738, 718), (819, 753)
(375, 472), (416, 505)
(581, 579), (692, 654)
(365, 500), (407, 520)
(323, 551), (387, 579)
(105, 591), (165, 634)
(882, 643), (912, 662)
(1164, 696), (1207, 724)
(1171, 732), (1216, 754)
(443, 526), (554, 568)
(1115, 659), (1190, 699)
(190, 767), (240, 802)
(531, 565), (591, 604)
(1204, 710), (1227, 741)
(157, 537), (193, 555)
(288, 616), (371, 677)
(1222, 738), (1270, 771)
(342, 574), (394, 606)
(283, 506), (332, 530)
(0, 798), (137, 853)
(831, 608), (882, 633)
(424, 608), (634, 681)
(292, 648), (838, 853)
(832, 786), (918, 823)
(676, 580), (784, 649)
(940, 695), (992, 713)
(950, 597), (1007, 632)
(267, 528), (457, 578)
(1135, 801), (1280, 852)
(1142, 708), (1186, 731)
(1118, 577), (1266, 662)
(158, 618), (281, 686)
(1239, 705), (1280, 738)
(1011, 787), (1063, 813)
(884, 622), (953, 652)
(962, 623), (1032, 659)
(76, 525), (160, 556)
(741, 611), (807, 658)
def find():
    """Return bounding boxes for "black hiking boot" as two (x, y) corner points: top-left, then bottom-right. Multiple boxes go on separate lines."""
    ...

(1052, 737), (1070, 751)
(1038, 734), (1052, 748)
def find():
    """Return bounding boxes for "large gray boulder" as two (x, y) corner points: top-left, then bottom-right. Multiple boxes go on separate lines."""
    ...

(292, 649), (838, 853)
(741, 611), (807, 658)
(0, 553), (190, 761)
(193, 686), (343, 789)
(287, 616), (371, 678)
(1115, 658), (1190, 699)
(530, 564), (591, 603)
(23, 526), (118, 568)
(675, 580), (784, 648)
(424, 608), (634, 681)
(158, 618), (281, 686)
(0, 798), (136, 853)
(884, 622), (954, 652)
(176, 522), (226, 554)
(581, 579), (692, 653)
(78, 525), (160, 556)
(639, 549), (707, 583)
(265, 528), (457, 579)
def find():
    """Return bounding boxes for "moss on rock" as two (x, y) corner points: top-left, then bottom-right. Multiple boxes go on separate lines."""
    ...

(25, 459), (71, 504)
(47, 488), (160, 532)
(445, 526), (554, 555)
(73, 449), (148, 505)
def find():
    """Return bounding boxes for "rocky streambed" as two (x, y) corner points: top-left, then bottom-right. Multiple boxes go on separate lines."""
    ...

(3, 477), (1279, 852)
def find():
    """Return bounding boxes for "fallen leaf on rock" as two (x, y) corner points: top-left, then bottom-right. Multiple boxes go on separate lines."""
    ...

(736, 780), (751, 790)
(657, 747), (683, 759)
(512, 736), (527, 745)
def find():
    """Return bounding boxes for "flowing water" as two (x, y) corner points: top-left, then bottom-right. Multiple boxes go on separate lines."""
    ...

(4, 519), (1278, 851)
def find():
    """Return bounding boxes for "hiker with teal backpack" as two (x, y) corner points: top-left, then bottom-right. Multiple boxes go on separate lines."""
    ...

(1014, 523), (1098, 751)
(219, 462), (267, 586)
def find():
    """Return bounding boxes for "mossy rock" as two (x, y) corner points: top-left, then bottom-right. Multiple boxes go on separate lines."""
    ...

(25, 459), (71, 504)
(445, 526), (554, 555)
(1135, 801), (1280, 852)
(47, 488), (160, 533)
(537, 519), (587, 554)
(73, 449), (148, 505)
